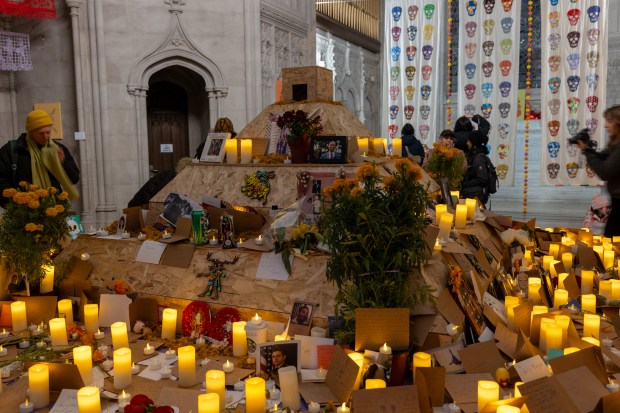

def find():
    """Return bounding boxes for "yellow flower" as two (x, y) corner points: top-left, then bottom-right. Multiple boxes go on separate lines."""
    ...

(292, 222), (314, 240)
(35, 189), (49, 198)
(356, 164), (379, 181)
(49, 187), (58, 194)
(58, 191), (69, 201)
(55, 205), (65, 213)
(2, 188), (16, 199)
(45, 207), (59, 217)
(395, 157), (415, 173)
(28, 200), (40, 209)
(322, 186), (334, 200)
(24, 223), (43, 231)
(13, 193), (29, 205)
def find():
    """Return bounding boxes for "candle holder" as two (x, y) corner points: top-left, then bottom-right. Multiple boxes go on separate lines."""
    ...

(223, 360), (235, 373)
(0, 329), (10, 339)
(137, 233), (146, 241)
(94, 330), (105, 340)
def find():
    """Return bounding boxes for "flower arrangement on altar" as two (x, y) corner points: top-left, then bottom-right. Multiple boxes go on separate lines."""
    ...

(319, 159), (434, 343)
(274, 222), (321, 274)
(426, 143), (466, 190)
(0, 182), (70, 290)
(276, 110), (323, 143)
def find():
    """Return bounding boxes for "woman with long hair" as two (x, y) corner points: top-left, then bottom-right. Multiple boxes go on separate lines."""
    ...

(401, 123), (424, 164)
(460, 131), (490, 206)
(580, 105), (620, 236)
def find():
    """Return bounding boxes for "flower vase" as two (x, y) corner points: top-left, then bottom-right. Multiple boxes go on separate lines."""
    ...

(287, 133), (311, 164)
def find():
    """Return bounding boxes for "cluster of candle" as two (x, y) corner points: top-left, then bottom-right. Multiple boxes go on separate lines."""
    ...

(434, 198), (478, 246)
(225, 139), (253, 164)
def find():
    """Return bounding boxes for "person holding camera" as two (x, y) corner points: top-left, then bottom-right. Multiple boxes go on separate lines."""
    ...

(453, 114), (491, 152)
(578, 105), (620, 237)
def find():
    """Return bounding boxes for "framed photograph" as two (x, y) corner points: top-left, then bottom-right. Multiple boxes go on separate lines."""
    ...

(266, 112), (290, 156)
(439, 178), (454, 208)
(199, 132), (231, 162)
(257, 340), (301, 378)
(288, 301), (315, 336)
(309, 136), (348, 163)
(160, 192), (203, 227)
(297, 171), (354, 224)
(117, 213), (127, 236)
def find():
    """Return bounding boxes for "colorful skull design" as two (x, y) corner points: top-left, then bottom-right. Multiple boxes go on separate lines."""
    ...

(548, 55), (561, 72)
(497, 164), (508, 180)
(481, 103), (493, 118)
(548, 120), (560, 137)
(586, 165), (596, 178)
(464, 84), (477, 100)
(424, 4), (435, 20)
(406, 46), (416, 61)
(547, 163), (560, 179)
(567, 75), (580, 93)
(501, 0), (513, 12)
(422, 45), (433, 60)
(549, 11), (560, 28)
(391, 46), (401, 61)
(405, 66), (416, 81)
(547, 141), (560, 158)
(586, 96), (599, 113)
(500, 39), (512, 55)
(498, 102), (511, 118)
(484, 0), (495, 14)
(548, 99), (561, 115)
(482, 62), (494, 77)
(548, 77), (561, 94)
(392, 6), (402, 22)
(587, 29), (600, 45)
(501, 17), (513, 33)
(587, 6), (600, 23)
(390, 86), (400, 100)
(482, 41), (495, 57)
(497, 143), (510, 159)
(499, 60), (512, 76)
(587, 74), (599, 91)
(420, 85), (431, 100)
(465, 22), (478, 38)
(388, 124), (399, 138)
(567, 31), (580, 48)
(499, 81), (511, 98)
(465, 43), (477, 59)
(566, 97), (580, 114)
(567, 9), (580, 26)
(420, 105), (431, 120)
(586, 118), (599, 133)
(498, 123), (510, 139)
(466, 1), (478, 17)
(483, 19), (495, 36)
(408, 5), (418, 20)
(566, 162), (579, 179)
(481, 83), (493, 99)
(423, 25), (434, 41)
(464, 104), (476, 116)
(566, 119), (580, 135)
(422, 65), (432, 81)
(407, 25), (417, 41)
(390, 66), (400, 81)
(587, 51), (599, 68)
(567, 144), (579, 158)
(392, 26), (401, 42)
(405, 86), (415, 100)
(389, 105), (399, 120)
(419, 124), (431, 140)
(566, 54), (580, 71)
(548, 33), (561, 50)
(404, 105), (414, 120)
(550, 0), (559, 6)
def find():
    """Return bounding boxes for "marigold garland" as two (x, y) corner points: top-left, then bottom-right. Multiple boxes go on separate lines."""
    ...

(523, 0), (533, 216)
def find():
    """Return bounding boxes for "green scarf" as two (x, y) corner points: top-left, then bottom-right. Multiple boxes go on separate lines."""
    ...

(26, 134), (79, 200)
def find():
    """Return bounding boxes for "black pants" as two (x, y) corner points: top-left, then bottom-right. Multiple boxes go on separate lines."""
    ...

(605, 197), (620, 237)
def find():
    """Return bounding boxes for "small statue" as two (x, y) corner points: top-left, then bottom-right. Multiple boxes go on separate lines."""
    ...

(196, 253), (239, 299)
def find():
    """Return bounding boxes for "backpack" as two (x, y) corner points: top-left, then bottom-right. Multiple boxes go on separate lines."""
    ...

(480, 154), (499, 195)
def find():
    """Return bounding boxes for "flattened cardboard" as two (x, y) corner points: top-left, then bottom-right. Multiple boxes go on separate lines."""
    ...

(317, 345), (336, 369)
(513, 355), (551, 383)
(554, 365), (609, 413)
(416, 367), (446, 408)
(15, 296), (58, 325)
(475, 248), (493, 278)
(424, 226), (440, 259)
(563, 272), (581, 300)
(445, 373), (495, 404)
(129, 297), (160, 327)
(98, 293), (131, 328)
(24, 362), (84, 390)
(159, 217), (192, 243)
(206, 207), (264, 233)
(479, 397), (526, 413)
(351, 385), (421, 413)
(57, 256), (93, 298)
(519, 375), (579, 413)
(122, 206), (144, 232)
(436, 288), (466, 327)
(577, 244), (602, 271)
(442, 241), (471, 254)
(548, 345), (608, 387)
(354, 308), (409, 351)
(494, 322), (518, 359)
(160, 243), (195, 268)
(513, 301), (534, 336)
(481, 237), (504, 264)
(458, 341), (507, 375)
(514, 329), (543, 361)
(598, 389), (620, 413)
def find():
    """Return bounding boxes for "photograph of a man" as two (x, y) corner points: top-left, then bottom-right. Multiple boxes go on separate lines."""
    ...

(291, 303), (312, 326)
(320, 140), (340, 160)
(258, 341), (300, 378)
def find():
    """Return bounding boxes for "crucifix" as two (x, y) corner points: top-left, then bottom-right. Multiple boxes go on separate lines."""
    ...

(196, 253), (239, 299)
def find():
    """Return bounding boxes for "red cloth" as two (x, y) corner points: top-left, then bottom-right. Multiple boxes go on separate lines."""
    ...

(0, 0), (56, 20)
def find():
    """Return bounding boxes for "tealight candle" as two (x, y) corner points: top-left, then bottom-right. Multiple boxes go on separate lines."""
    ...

(150, 357), (162, 370)
(0, 345), (7, 356)
(94, 329), (104, 340)
(608, 381), (620, 393)
(308, 401), (321, 413)
(210, 236), (218, 245)
(160, 365), (172, 379)
(162, 231), (172, 239)
(269, 386), (281, 400)
(223, 359), (234, 373)
(316, 366), (327, 379)
(80, 252), (91, 261)
(165, 349), (176, 359)
(283, 158), (292, 164)
(378, 342), (392, 365)
(251, 313), (263, 325)
(447, 402), (461, 413)
(337, 403), (351, 413)
(122, 231), (130, 239)
(234, 380), (245, 392)
(0, 328), (9, 339)
(144, 343), (155, 355)
(196, 335), (206, 345)
(131, 362), (140, 375)
(19, 339), (30, 349)
(137, 232), (146, 240)
(1, 367), (9, 378)
(19, 399), (34, 413)
(255, 235), (264, 245)
(477, 380), (499, 412)
(101, 358), (113, 370)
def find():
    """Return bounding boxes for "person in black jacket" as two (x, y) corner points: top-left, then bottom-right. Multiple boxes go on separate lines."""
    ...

(127, 157), (193, 208)
(401, 123), (424, 164)
(453, 114), (491, 152)
(579, 105), (620, 237)
(0, 110), (80, 207)
(461, 131), (490, 206)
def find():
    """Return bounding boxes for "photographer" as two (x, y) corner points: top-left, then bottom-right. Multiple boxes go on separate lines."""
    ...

(578, 105), (620, 237)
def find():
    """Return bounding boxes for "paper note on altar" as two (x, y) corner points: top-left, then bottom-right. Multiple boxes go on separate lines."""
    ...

(255, 252), (292, 280)
(98, 293), (131, 328)
(135, 240), (167, 264)
(49, 389), (78, 413)
(513, 355), (551, 383)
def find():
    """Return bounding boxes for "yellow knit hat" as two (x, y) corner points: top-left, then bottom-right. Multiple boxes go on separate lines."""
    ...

(25, 110), (53, 132)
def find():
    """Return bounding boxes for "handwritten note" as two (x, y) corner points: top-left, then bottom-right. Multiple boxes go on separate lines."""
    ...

(513, 355), (551, 383)
(483, 292), (507, 324)
(135, 240), (167, 264)
(255, 252), (291, 281)
(49, 389), (78, 413)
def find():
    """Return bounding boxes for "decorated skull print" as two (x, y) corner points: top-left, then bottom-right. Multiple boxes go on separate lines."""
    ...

(419, 124), (431, 140)
(482, 62), (494, 77)
(422, 45), (433, 60)
(464, 104), (476, 117)
(548, 99), (561, 115)
(420, 105), (431, 120)
(587, 51), (599, 68)
(465, 43), (477, 59)
(586, 118), (599, 133)
(548, 33), (561, 50)
(405, 66), (416, 81)
(586, 96), (599, 113)
(550, 0), (559, 5)
(422, 65), (432, 81)
(566, 97), (580, 115)
(587, 29), (599, 46)
(567, 144), (579, 158)
(408, 5), (418, 20)
(567, 31), (580, 48)
(404, 105), (414, 120)
(388, 124), (399, 138)
(499, 60), (512, 76)
(566, 54), (580, 71)
(587, 74), (599, 91)
(547, 163), (560, 179)
(484, 0), (495, 14)
(390, 66), (400, 82)
(424, 4), (435, 20)
(498, 102), (511, 118)
(405, 86), (415, 100)
(483, 19), (495, 36)
(420, 85), (431, 100)
(498, 123), (510, 139)
(566, 119), (580, 135)
(464, 84), (477, 100)
(548, 120), (560, 137)
(392, 26), (401, 42)
(482, 41), (495, 57)
(481, 83), (493, 99)
(548, 11), (560, 28)
(392, 6), (402, 21)
(481, 103), (493, 118)
(423, 25), (434, 41)
(567, 75), (580, 93)
(389, 105), (399, 120)
(406, 46), (417, 61)
(567, 9), (580, 26)
(466, 0), (478, 17)
(497, 164), (509, 180)
(499, 81), (511, 98)
(497, 143), (510, 159)
(548, 55), (561, 72)
(390, 86), (400, 101)
(391, 46), (401, 61)
(587, 6), (600, 23)
(548, 77), (561, 94)
(500, 39), (512, 55)
(547, 141), (560, 158)
(586, 165), (596, 178)
(407, 25), (417, 41)
(501, 0), (513, 12)
(566, 162), (579, 179)
(465, 22), (477, 38)
(501, 17), (513, 33)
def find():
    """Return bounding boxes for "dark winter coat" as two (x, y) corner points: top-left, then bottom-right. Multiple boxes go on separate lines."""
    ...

(401, 133), (425, 164)
(461, 149), (490, 205)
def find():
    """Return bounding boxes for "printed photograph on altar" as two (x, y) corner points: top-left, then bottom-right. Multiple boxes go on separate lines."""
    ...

(310, 136), (348, 164)
(160, 192), (202, 227)
(287, 301), (315, 337)
(297, 171), (353, 223)
(257, 340), (301, 378)
(200, 132), (231, 162)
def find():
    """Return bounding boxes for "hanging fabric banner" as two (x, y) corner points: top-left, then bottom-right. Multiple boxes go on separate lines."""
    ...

(0, 0), (56, 20)
(457, 0), (521, 187)
(0, 31), (32, 71)
(540, 0), (608, 185)
(383, 1), (443, 149)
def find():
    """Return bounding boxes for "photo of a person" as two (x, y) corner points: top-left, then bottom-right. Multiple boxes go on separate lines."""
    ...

(207, 138), (224, 156)
(289, 301), (314, 333)
(292, 304), (311, 325)
(117, 214), (127, 235)
(319, 140), (340, 160)
(258, 341), (300, 378)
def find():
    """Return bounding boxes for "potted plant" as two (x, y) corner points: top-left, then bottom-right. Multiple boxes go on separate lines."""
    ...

(276, 110), (323, 163)
(319, 159), (434, 344)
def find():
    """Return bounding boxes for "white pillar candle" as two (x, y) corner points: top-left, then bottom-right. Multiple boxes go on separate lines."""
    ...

(435, 204), (447, 225)
(240, 139), (253, 164)
(465, 198), (477, 220)
(49, 318), (68, 347)
(583, 336), (600, 346)
(113, 347), (132, 390)
(539, 318), (555, 354)
(310, 327), (326, 337)
(232, 321), (247, 357)
(225, 139), (238, 164)
(604, 250), (615, 269)
(554, 289), (568, 308)
(437, 212), (454, 241)
(583, 313), (600, 340)
(278, 365), (301, 410)
(599, 280), (612, 299)
(454, 204), (467, 229)
(378, 342), (392, 365)
(205, 369), (225, 406)
(528, 277), (542, 305)
(245, 316), (268, 358)
(349, 352), (364, 390)
(74, 346), (93, 386)
(582, 294), (597, 314)
(542, 255), (553, 271)
(373, 137), (384, 155)
(497, 406), (520, 413)
(549, 260), (560, 277)
(83, 304), (99, 333)
(477, 380), (499, 412)
(40, 265), (54, 294)
(593, 245), (604, 261)
(198, 393), (219, 413)
(357, 137), (369, 154)
(161, 308), (177, 340)
(178, 345), (196, 387)
(546, 323), (563, 354)
(365, 379), (386, 389)
(11, 301), (27, 332)
(413, 352), (431, 382)
(111, 322), (128, 349)
(531, 305), (548, 323)
(29, 364), (49, 408)
(562, 253), (573, 270)
(505, 296), (520, 332)
(245, 377), (266, 413)
(549, 243), (560, 260)
(581, 270), (595, 294)
(612, 280), (620, 300)
(57, 299), (73, 325)
(77, 386), (100, 413)
(391, 138), (402, 156)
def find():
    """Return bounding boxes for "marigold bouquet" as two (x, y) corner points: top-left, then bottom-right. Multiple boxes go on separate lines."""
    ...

(276, 110), (323, 142)
(426, 143), (466, 190)
(0, 182), (71, 287)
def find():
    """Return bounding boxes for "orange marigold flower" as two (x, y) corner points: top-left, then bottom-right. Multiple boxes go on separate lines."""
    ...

(49, 187), (58, 194)
(92, 349), (104, 363)
(350, 187), (364, 197)
(45, 207), (59, 217)
(58, 191), (69, 201)
(356, 164), (379, 181)
(55, 205), (65, 213)
(2, 188), (16, 198)
(13, 193), (29, 204)
(27, 200), (40, 209)
(19, 181), (28, 188)
(35, 189), (49, 198)
(29, 184), (39, 191)
(25, 223), (39, 231)
(114, 279), (129, 295)
(322, 186), (334, 199)
(395, 157), (415, 172)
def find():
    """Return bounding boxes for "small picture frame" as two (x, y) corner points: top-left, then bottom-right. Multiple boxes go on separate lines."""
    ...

(257, 340), (301, 378)
(288, 301), (315, 336)
(309, 136), (348, 163)
(117, 213), (127, 236)
(199, 132), (231, 162)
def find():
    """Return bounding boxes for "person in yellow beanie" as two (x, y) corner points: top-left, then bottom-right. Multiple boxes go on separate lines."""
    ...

(0, 109), (80, 207)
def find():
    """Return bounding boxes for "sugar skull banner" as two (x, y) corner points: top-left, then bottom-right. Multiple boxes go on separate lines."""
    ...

(383, 1), (443, 149)
(457, 0), (521, 187)
(0, 31), (32, 71)
(540, 0), (607, 185)
(0, 0), (56, 20)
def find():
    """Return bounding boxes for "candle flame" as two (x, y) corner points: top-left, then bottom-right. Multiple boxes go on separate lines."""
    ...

(382, 343), (388, 351)
(97, 329), (101, 334)
(362, 152), (366, 156)
(122, 390), (126, 396)
(25, 399), (29, 406)
(2, 329), (5, 333)
(612, 379), (616, 386)
(254, 313), (260, 320)
(341, 403), (347, 408)
(258, 235), (262, 240)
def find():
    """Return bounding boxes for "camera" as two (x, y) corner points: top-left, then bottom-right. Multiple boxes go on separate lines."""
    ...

(567, 128), (591, 146)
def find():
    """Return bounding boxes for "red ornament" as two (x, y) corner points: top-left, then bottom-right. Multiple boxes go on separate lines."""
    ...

(208, 307), (242, 343)
(181, 301), (211, 337)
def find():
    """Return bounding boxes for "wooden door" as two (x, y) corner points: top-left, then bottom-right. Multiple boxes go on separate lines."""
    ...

(147, 111), (188, 174)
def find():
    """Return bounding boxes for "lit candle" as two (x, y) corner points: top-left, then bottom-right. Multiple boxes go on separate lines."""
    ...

(583, 336), (600, 346)
(11, 301), (27, 332)
(435, 204), (447, 225)
(465, 198), (477, 220)
(438, 212), (454, 241)
(117, 390), (131, 408)
(315, 367), (327, 379)
(49, 318), (68, 347)
(205, 369), (225, 406)
(562, 253), (573, 270)
(245, 377), (266, 413)
(337, 403), (351, 413)
(558, 273), (569, 289)
(94, 329), (104, 340)
(162, 230), (171, 239)
(113, 347), (132, 390)
(523, 249), (533, 264)
(83, 304), (99, 334)
(528, 277), (542, 305)
(240, 139), (253, 163)
(539, 318), (555, 353)
(0, 345), (6, 356)
(594, 245), (604, 261)
(198, 392), (220, 413)
(582, 294), (597, 314)
(546, 323), (563, 354)
(604, 250), (615, 269)
(554, 289), (568, 308)
(232, 321), (247, 357)
(531, 305), (548, 322)
(40, 265), (54, 294)
(223, 360), (234, 373)
(505, 296), (520, 331)
(161, 308), (177, 340)
(454, 204), (467, 229)
(178, 345), (196, 387)
(581, 270), (595, 294)
(279, 365), (301, 410)
(255, 235), (264, 245)
(19, 399), (34, 413)
(349, 352), (364, 390)
(365, 379), (387, 389)
(612, 280), (620, 300)
(210, 236), (218, 245)
(132, 362), (140, 375)
(447, 403), (460, 413)
(144, 343), (154, 355)
(373, 137), (384, 155)
(28, 364), (49, 408)
(74, 346), (93, 386)
(378, 342), (392, 366)
(357, 137), (369, 154)
(554, 315), (571, 347)
(477, 380), (499, 412)
(549, 260), (560, 277)
(514, 381), (524, 398)
(497, 406), (520, 413)
(599, 280), (612, 299)
(382, 138), (388, 154)
(225, 139), (238, 164)
(0, 329), (8, 339)
(77, 387), (100, 413)
(413, 352), (432, 382)
(391, 138), (402, 156)
(310, 327), (327, 337)
(274, 333), (290, 341)
(583, 313), (600, 340)
(57, 299), (73, 325)
(251, 313), (263, 325)
(564, 347), (580, 354)
(19, 339), (30, 349)
(549, 243), (560, 259)
(308, 401), (321, 413)
(111, 322), (128, 349)
(137, 232), (146, 240)
(607, 380), (620, 393)
(542, 255), (553, 271)
(165, 349), (176, 359)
